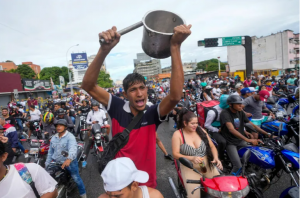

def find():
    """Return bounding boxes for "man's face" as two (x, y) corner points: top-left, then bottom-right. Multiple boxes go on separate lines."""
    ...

(254, 94), (261, 101)
(1, 110), (8, 116)
(238, 85), (244, 91)
(92, 106), (98, 111)
(56, 124), (66, 133)
(232, 103), (243, 111)
(30, 107), (35, 111)
(124, 82), (147, 112)
(0, 129), (4, 137)
(58, 114), (64, 119)
(54, 105), (60, 111)
(105, 182), (138, 198)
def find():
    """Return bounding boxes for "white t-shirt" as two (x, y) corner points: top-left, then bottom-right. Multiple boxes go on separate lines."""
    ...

(20, 101), (27, 107)
(29, 109), (41, 121)
(0, 163), (57, 198)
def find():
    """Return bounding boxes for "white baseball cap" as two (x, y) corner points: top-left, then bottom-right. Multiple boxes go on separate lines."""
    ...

(159, 88), (162, 92)
(101, 157), (149, 192)
(249, 87), (257, 92)
(235, 83), (243, 89)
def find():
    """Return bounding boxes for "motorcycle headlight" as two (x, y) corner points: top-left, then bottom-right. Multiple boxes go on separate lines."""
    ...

(95, 133), (101, 140)
(207, 185), (250, 198)
(80, 116), (84, 120)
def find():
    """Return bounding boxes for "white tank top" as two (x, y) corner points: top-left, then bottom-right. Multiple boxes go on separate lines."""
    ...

(139, 186), (150, 198)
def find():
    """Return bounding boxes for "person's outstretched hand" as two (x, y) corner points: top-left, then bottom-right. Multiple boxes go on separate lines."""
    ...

(170, 24), (192, 47)
(99, 26), (121, 53)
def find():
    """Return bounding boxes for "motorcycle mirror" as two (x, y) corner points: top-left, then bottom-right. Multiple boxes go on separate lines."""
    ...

(271, 108), (278, 112)
(104, 118), (108, 121)
(179, 157), (193, 169)
(241, 149), (251, 165)
(61, 151), (69, 157)
(278, 123), (283, 136)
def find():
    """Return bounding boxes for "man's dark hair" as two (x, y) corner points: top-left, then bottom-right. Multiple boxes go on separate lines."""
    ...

(123, 73), (145, 93)
(30, 105), (35, 109)
(2, 108), (8, 111)
(127, 181), (134, 190)
(0, 141), (6, 156)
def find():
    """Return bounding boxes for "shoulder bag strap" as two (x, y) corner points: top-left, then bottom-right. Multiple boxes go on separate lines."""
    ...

(14, 163), (41, 198)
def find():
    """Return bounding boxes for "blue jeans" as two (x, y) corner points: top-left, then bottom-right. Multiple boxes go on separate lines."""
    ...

(18, 141), (25, 152)
(16, 119), (23, 131)
(70, 116), (75, 124)
(66, 160), (86, 195)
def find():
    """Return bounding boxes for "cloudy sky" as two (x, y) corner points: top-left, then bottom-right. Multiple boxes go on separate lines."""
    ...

(0, 0), (299, 81)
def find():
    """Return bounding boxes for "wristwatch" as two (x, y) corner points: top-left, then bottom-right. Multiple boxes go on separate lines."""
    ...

(267, 133), (271, 137)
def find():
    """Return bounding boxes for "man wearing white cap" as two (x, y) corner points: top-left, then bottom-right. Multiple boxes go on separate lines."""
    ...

(99, 157), (163, 198)
(157, 89), (166, 100)
(231, 83), (244, 96)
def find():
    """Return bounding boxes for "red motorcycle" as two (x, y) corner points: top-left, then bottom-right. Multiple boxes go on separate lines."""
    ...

(169, 150), (262, 198)
(24, 134), (51, 167)
(89, 120), (109, 162)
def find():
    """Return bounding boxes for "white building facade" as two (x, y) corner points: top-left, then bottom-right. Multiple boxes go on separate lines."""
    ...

(133, 53), (162, 78)
(227, 30), (299, 73)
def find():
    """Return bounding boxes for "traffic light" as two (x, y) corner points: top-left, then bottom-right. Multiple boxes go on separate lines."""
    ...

(204, 38), (219, 47)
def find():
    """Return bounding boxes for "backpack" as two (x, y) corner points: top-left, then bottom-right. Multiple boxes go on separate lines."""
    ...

(196, 100), (220, 128)
(14, 163), (40, 198)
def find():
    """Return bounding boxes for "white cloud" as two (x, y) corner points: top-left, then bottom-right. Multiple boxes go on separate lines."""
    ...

(0, 0), (298, 81)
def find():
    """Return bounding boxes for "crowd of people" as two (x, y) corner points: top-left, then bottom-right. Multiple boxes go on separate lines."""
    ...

(0, 24), (299, 198)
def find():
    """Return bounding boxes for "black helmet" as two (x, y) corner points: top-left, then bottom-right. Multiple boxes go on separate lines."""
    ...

(177, 101), (186, 108)
(227, 95), (243, 104)
(57, 108), (65, 115)
(82, 99), (88, 104)
(54, 119), (68, 127)
(61, 100), (66, 105)
(91, 101), (99, 107)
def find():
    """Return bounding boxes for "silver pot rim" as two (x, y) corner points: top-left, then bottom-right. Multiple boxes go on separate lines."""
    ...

(142, 10), (186, 36)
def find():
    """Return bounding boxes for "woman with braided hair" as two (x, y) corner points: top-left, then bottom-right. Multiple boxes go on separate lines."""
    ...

(172, 108), (222, 198)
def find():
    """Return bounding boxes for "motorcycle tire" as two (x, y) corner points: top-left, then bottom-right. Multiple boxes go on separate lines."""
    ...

(56, 185), (67, 198)
(80, 130), (86, 141)
(246, 188), (264, 198)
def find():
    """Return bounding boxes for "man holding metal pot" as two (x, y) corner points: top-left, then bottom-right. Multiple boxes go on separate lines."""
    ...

(82, 24), (192, 188)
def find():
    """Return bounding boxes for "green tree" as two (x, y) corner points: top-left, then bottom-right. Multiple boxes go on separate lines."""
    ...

(5, 60), (13, 62)
(16, 64), (36, 79)
(97, 71), (113, 88)
(6, 69), (17, 73)
(39, 66), (70, 84)
(196, 58), (226, 71)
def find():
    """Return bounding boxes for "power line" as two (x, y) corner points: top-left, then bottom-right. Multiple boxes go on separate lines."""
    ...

(0, 22), (55, 46)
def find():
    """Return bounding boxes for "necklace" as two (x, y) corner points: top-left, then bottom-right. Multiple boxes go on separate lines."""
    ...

(0, 165), (8, 182)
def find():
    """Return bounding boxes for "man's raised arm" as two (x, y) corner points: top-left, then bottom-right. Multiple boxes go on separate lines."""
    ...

(82, 26), (121, 106)
(159, 24), (192, 116)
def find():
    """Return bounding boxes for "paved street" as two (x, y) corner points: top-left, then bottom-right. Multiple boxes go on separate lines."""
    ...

(67, 118), (293, 198)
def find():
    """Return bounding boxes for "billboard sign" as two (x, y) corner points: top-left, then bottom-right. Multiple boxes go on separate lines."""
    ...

(22, 79), (51, 91)
(59, 76), (65, 87)
(71, 53), (88, 69)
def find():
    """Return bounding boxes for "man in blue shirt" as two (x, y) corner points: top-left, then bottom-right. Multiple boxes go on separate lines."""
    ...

(45, 119), (86, 198)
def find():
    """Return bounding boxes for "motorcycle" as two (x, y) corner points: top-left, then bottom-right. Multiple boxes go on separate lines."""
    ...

(46, 145), (86, 198)
(77, 114), (88, 141)
(261, 110), (299, 145)
(168, 150), (262, 198)
(277, 94), (298, 112)
(28, 119), (43, 139)
(238, 137), (299, 193)
(90, 119), (109, 162)
(24, 134), (51, 167)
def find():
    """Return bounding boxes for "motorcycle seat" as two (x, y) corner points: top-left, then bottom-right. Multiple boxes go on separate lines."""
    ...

(283, 143), (299, 153)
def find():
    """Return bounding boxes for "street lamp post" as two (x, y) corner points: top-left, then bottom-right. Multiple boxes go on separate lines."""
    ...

(66, 44), (79, 95)
(217, 57), (221, 77)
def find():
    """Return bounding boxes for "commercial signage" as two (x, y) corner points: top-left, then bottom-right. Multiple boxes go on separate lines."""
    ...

(222, 36), (242, 46)
(71, 53), (88, 69)
(22, 79), (51, 91)
(59, 76), (65, 87)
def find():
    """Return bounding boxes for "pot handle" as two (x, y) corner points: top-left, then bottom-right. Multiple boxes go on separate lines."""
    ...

(99, 21), (143, 44)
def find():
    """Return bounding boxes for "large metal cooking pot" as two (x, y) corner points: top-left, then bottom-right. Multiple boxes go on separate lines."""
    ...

(100, 10), (185, 59)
